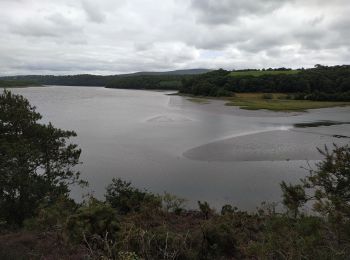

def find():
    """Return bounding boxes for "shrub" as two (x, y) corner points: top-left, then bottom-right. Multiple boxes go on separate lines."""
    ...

(105, 178), (161, 214)
(198, 201), (214, 219)
(200, 219), (236, 259)
(24, 195), (77, 232)
(162, 192), (187, 214)
(65, 198), (119, 245)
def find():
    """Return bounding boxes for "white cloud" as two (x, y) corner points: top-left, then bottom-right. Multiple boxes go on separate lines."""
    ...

(0, 0), (349, 75)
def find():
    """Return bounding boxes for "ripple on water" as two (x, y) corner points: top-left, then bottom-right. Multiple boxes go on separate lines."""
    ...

(146, 114), (193, 123)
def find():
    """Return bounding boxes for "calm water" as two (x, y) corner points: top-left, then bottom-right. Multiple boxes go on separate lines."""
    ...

(10, 86), (350, 210)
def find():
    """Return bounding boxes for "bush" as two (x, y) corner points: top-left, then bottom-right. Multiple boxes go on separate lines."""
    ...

(162, 192), (187, 214)
(200, 220), (236, 259)
(24, 196), (77, 232)
(65, 198), (119, 245)
(105, 178), (161, 214)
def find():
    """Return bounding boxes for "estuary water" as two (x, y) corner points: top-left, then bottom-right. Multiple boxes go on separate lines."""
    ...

(10, 86), (350, 210)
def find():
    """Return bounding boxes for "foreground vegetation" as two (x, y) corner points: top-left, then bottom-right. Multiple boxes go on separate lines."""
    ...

(1, 91), (350, 259)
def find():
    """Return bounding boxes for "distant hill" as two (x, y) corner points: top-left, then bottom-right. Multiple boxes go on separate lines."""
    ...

(0, 69), (211, 87)
(120, 69), (212, 76)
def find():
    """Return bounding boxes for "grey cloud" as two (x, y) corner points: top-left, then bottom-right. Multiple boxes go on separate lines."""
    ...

(0, 0), (349, 75)
(236, 36), (289, 54)
(307, 15), (325, 26)
(190, 0), (292, 25)
(82, 0), (106, 23)
(9, 13), (82, 38)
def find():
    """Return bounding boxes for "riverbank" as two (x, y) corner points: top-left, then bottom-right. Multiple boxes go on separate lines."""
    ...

(182, 93), (350, 112)
(0, 80), (42, 88)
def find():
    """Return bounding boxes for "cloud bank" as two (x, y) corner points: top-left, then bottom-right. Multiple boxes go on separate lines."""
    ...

(0, 0), (349, 75)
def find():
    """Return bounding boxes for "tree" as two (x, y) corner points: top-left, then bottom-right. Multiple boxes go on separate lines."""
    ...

(281, 144), (350, 220)
(304, 145), (350, 219)
(280, 182), (307, 218)
(0, 90), (85, 226)
(198, 201), (213, 219)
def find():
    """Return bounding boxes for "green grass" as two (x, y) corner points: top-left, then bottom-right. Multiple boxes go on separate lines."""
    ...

(225, 93), (350, 112)
(186, 97), (211, 104)
(229, 70), (300, 77)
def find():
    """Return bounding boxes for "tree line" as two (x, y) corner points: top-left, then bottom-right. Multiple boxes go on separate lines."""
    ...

(0, 75), (111, 86)
(0, 79), (40, 88)
(180, 65), (350, 101)
(105, 75), (189, 90)
(0, 73), (195, 89)
(3, 65), (350, 100)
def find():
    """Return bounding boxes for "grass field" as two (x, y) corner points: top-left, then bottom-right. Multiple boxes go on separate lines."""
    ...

(224, 93), (350, 112)
(229, 70), (300, 77)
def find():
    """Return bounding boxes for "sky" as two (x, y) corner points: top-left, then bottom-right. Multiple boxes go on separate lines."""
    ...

(0, 0), (349, 75)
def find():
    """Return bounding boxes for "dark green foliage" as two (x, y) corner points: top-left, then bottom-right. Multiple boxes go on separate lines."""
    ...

(105, 178), (161, 214)
(280, 144), (350, 223)
(277, 144), (350, 258)
(0, 80), (40, 88)
(65, 198), (119, 244)
(24, 195), (77, 232)
(198, 201), (213, 219)
(200, 219), (236, 259)
(1, 75), (110, 86)
(280, 182), (307, 218)
(306, 91), (350, 101)
(180, 69), (233, 97)
(118, 223), (195, 259)
(162, 192), (186, 214)
(1, 71), (208, 89)
(221, 204), (237, 215)
(0, 90), (84, 226)
(304, 145), (350, 218)
(180, 65), (350, 100)
(247, 215), (330, 259)
(106, 75), (189, 90)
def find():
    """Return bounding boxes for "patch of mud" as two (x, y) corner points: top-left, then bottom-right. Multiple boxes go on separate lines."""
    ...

(183, 130), (348, 162)
(294, 120), (350, 128)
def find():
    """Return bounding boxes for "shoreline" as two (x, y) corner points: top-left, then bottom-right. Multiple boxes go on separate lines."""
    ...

(177, 92), (350, 112)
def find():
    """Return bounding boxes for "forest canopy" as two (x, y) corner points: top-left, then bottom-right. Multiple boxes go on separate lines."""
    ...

(180, 65), (350, 101)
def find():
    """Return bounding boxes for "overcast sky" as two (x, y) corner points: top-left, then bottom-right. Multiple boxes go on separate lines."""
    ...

(0, 0), (349, 75)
